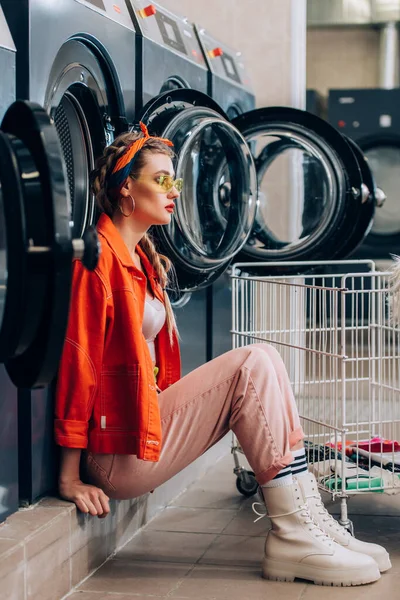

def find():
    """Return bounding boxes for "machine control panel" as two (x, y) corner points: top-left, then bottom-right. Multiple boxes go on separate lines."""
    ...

(328, 90), (399, 136)
(74, 0), (136, 31)
(195, 27), (253, 91)
(127, 0), (206, 68)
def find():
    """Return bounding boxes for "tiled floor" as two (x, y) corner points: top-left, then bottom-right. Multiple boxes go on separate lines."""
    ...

(67, 454), (400, 600)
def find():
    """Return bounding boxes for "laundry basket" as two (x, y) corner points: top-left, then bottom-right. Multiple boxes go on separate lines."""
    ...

(231, 260), (400, 532)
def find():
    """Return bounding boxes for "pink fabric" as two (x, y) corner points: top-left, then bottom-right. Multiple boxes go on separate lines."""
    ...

(84, 344), (304, 499)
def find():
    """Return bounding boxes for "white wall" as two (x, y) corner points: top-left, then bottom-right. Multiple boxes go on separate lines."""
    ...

(307, 27), (380, 93)
(162, 0), (306, 107)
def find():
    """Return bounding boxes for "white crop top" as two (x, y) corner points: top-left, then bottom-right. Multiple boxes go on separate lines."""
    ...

(142, 295), (166, 363)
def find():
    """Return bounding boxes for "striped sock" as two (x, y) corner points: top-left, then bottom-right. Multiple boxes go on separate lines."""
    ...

(291, 447), (308, 478)
(261, 464), (293, 488)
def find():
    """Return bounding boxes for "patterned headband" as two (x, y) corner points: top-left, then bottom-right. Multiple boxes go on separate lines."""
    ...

(107, 122), (173, 190)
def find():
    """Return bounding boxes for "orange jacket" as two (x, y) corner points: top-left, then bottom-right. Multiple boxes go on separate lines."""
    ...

(54, 214), (181, 461)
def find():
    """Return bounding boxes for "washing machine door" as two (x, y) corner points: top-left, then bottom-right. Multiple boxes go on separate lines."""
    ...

(138, 89), (257, 291)
(341, 136), (382, 257)
(354, 135), (399, 256)
(0, 101), (99, 389)
(232, 107), (365, 264)
(45, 36), (127, 238)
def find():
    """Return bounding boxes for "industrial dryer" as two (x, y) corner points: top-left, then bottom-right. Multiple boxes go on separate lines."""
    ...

(328, 88), (398, 259)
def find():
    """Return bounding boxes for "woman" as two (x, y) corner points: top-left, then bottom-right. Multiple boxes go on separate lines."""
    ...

(55, 123), (390, 587)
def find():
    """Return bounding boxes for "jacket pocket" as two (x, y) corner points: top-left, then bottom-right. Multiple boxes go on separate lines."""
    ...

(100, 364), (140, 431)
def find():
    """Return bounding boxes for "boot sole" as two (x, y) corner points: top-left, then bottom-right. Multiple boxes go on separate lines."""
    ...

(262, 557), (381, 586)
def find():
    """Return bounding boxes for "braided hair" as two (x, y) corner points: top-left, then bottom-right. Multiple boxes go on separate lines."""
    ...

(90, 131), (178, 343)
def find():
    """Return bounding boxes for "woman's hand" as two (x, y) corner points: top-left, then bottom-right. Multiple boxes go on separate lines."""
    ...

(59, 479), (110, 518)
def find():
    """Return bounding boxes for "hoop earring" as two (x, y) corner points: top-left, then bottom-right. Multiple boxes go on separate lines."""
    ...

(119, 194), (135, 218)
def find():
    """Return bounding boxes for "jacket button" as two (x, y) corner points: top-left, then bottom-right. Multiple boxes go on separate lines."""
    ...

(149, 384), (155, 391)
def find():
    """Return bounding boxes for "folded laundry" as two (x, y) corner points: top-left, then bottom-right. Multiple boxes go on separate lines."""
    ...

(304, 440), (343, 463)
(322, 474), (385, 493)
(309, 457), (400, 495)
(350, 448), (400, 472)
(352, 437), (400, 453)
(308, 458), (367, 481)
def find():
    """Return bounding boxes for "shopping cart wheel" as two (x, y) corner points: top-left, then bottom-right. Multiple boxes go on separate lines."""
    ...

(236, 471), (258, 497)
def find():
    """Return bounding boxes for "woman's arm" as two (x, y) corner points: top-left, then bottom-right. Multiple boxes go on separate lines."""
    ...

(58, 447), (110, 517)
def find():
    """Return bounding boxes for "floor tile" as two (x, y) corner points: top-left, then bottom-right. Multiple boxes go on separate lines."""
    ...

(115, 530), (216, 563)
(350, 515), (400, 572)
(199, 534), (265, 567)
(78, 560), (192, 596)
(325, 490), (400, 517)
(222, 497), (270, 536)
(146, 506), (237, 534)
(169, 564), (306, 600)
(170, 482), (245, 510)
(171, 454), (249, 510)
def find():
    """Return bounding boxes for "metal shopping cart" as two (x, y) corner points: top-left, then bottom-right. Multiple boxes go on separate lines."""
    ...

(230, 260), (400, 533)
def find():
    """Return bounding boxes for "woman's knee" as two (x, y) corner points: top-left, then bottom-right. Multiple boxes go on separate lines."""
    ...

(252, 343), (284, 364)
(242, 344), (275, 369)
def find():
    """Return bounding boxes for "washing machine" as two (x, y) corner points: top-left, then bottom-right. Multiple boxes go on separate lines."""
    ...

(3, 0), (136, 239)
(2, 0), (135, 504)
(126, 1), (208, 105)
(0, 85), (98, 519)
(0, 88), (100, 509)
(328, 88), (399, 259)
(193, 28), (255, 360)
(125, 2), (216, 374)
(129, 83), (258, 373)
(195, 26), (255, 118)
(0, 89), (100, 509)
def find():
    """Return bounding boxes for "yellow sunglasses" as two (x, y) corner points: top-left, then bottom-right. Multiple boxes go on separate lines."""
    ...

(156, 175), (183, 193)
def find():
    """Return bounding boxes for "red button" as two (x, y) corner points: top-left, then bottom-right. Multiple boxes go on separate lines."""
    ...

(338, 120), (346, 128)
(139, 4), (156, 18)
(208, 47), (223, 58)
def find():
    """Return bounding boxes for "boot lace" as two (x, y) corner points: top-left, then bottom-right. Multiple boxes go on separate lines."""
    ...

(299, 505), (334, 545)
(307, 490), (350, 538)
(252, 499), (334, 546)
(252, 501), (267, 523)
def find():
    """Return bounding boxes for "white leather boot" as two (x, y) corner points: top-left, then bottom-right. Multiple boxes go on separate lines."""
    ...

(261, 482), (380, 586)
(296, 471), (391, 572)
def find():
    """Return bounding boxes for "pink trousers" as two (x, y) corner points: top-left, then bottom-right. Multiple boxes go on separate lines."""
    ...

(85, 344), (304, 500)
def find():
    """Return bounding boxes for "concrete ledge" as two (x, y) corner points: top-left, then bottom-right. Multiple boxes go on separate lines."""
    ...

(0, 436), (230, 600)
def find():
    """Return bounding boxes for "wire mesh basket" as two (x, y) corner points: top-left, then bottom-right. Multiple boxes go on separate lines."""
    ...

(231, 260), (400, 529)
